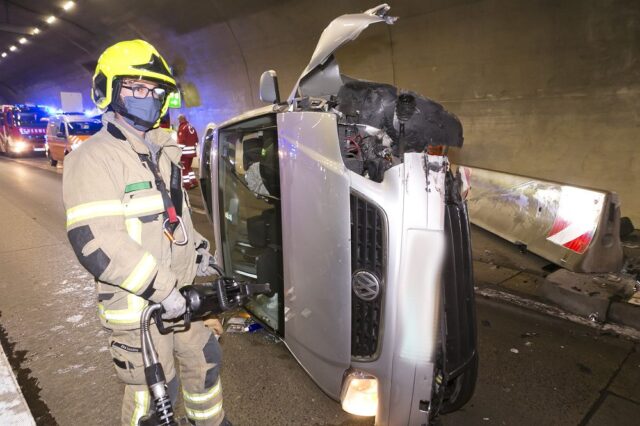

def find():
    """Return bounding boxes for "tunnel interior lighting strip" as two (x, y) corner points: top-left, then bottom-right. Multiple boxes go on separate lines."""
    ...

(0, 2), (77, 64)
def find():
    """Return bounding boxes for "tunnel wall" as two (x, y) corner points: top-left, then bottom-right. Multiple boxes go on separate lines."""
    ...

(15, 0), (640, 224)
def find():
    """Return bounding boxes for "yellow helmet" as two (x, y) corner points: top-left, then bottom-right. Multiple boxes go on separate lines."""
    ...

(92, 39), (177, 127)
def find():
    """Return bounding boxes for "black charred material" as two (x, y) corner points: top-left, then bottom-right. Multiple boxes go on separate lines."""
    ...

(399, 90), (464, 152)
(336, 81), (398, 133)
(396, 93), (417, 121)
(335, 81), (464, 155)
(365, 158), (387, 183)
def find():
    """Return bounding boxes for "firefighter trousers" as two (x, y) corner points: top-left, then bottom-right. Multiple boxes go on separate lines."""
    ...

(108, 320), (224, 426)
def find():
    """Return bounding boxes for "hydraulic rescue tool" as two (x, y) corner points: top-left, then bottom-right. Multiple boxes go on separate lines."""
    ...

(137, 277), (271, 426)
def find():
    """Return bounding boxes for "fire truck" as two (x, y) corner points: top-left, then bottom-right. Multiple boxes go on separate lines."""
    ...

(0, 104), (49, 156)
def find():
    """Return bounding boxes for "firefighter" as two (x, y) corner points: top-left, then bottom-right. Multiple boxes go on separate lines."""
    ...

(177, 114), (198, 189)
(62, 40), (227, 426)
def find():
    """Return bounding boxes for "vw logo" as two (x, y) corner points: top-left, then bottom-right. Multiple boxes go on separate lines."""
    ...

(352, 271), (380, 302)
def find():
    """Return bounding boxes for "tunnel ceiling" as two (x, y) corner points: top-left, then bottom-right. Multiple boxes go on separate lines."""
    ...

(0, 0), (290, 99)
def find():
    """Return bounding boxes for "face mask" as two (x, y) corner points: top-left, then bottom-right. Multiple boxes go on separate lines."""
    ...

(122, 96), (163, 131)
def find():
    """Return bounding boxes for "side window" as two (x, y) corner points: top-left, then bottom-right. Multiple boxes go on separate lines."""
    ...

(217, 114), (283, 333)
(58, 123), (66, 137)
(232, 130), (280, 198)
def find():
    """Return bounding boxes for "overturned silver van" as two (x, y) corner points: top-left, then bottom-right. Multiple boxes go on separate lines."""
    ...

(199, 4), (477, 425)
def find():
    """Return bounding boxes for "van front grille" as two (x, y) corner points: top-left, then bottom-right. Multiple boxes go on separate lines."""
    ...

(350, 193), (386, 359)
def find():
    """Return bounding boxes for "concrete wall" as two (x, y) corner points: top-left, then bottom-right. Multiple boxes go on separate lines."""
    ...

(11, 0), (640, 223)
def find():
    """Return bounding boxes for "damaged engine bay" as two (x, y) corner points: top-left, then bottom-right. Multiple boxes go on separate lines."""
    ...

(294, 79), (464, 182)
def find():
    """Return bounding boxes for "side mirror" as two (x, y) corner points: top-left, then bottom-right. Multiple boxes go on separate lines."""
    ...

(259, 70), (280, 104)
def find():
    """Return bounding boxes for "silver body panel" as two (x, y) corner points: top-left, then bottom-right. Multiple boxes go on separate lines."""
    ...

(277, 112), (352, 397)
(289, 3), (396, 100)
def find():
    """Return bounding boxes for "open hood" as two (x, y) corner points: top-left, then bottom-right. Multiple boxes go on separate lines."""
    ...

(288, 3), (397, 101)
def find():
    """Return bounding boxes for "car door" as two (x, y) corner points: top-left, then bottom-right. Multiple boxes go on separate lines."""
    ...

(213, 111), (352, 400)
(277, 111), (352, 399)
(215, 113), (284, 334)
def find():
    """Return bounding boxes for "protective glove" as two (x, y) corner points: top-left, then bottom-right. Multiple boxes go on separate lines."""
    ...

(196, 241), (222, 277)
(161, 288), (187, 320)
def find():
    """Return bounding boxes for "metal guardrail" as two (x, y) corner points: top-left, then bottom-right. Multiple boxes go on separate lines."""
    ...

(455, 165), (623, 273)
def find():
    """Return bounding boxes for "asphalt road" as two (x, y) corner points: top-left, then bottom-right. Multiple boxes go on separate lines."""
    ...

(0, 156), (638, 426)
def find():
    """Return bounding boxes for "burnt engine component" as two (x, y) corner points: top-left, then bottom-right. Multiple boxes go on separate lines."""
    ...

(335, 80), (464, 155)
(394, 89), (463, 153)
(338, 124), (394, 183)
(396, 93), (417, 157)
(335, 81), (398, 132)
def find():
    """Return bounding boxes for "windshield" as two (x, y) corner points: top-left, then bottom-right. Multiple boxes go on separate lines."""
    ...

(15, 109), (48, 127)
(68, 120), (102, 135)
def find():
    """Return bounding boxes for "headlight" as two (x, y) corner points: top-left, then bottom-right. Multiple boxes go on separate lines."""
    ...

(340, 370), (378, 417)
(12, 139), (29, 152)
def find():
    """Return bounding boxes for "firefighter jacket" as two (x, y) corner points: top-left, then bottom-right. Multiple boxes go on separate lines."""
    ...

(63, 112), (206, 330)
(177, 121), (198, 158)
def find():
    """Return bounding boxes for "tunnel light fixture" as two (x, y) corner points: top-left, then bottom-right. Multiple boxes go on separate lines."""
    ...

(1, 52), (6, 58)
(46, 15), (57, 24)
(62, 1), (75, 11)
(32, 27), (41, 35)
(18, 37), (27, 45)
(9, 45), (17, 52)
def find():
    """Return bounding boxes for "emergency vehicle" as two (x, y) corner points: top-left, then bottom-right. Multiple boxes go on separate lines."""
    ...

(0, 104), (49, 156)
(45, 114), (102, 166)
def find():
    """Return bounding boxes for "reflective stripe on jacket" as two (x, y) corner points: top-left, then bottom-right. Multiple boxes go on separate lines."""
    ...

(63, 112), (205, 330)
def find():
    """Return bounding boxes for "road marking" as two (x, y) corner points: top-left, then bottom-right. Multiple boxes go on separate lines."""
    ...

(192, 207), (207, 215)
